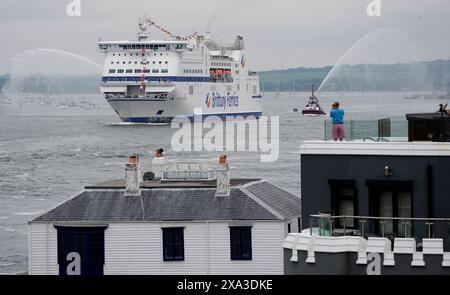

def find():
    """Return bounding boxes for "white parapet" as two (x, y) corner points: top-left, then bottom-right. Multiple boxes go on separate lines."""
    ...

(299, 141), (450, 156)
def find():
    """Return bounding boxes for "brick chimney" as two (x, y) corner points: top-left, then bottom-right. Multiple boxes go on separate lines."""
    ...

(125, 155), (141, 196)
(215, 155), (230, 197)
(151, 148), (167, 179)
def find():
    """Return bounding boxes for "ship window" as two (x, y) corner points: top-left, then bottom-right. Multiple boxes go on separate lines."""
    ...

(162, 227), (184, 261)
(117, 69), (124, 73)
(161, 69), (168, 73)
(189, 85), (194, 95)
(230, 226), (252, 260)
(135, 61), (138, 64)
(111, 61), (114, 64)
(236, 70), (239, 74)
(122, 61), (126, 64)
(159, 61), (162, 64)
(118, 54), (121, 56)
(165, 61), (168, 64)
(112, 53), (115, 56)
(152, 69), (159, 73)
(126, 69), (132, 73)
(134, 69), (141, 73)
(109, 69), (116, 74)
(128, 61), (132, 64)
(124, 53), (126, 56)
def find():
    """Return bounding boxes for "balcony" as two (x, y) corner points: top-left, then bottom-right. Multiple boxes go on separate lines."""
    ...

(308, 214), (450, 247)
(323, 118), (408, 142)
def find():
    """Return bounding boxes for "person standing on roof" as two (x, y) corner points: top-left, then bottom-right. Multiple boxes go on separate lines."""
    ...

(330, 102), (345, 142)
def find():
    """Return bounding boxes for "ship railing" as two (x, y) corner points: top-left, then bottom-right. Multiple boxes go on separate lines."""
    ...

(308, 214), (450, 243)
(323, 118), (408, 142)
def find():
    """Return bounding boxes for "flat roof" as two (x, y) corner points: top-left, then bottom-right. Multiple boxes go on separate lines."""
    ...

(299, 141), (450, 156)
(85, 178), (260, 190)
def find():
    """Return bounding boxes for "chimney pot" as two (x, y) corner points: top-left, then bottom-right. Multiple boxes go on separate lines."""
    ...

(216, 155), (230, 197)
(125, 155), (141, 196)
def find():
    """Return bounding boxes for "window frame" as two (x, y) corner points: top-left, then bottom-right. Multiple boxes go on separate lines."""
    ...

(229, 226), (252, 261)
(329, 179), (358, 229)
(162, 227), (185, 262)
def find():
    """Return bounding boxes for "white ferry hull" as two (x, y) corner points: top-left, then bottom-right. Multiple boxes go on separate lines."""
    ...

(106, 90), (262, 123)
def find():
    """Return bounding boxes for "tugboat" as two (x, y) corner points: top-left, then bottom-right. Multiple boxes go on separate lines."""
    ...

(301, 85), (326, 116)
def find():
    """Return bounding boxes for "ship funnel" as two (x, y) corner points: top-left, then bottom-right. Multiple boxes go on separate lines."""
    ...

(125, 155), (142, 196)
(215, 155), (230, 197)
(234, 36), (245, 50)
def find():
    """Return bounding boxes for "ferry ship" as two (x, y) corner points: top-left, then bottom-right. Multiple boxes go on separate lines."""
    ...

(97, 18), (262, 123)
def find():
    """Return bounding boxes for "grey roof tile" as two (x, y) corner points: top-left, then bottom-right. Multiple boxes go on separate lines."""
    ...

(245, 181), (301, 220)
(32, 180), (301, 223)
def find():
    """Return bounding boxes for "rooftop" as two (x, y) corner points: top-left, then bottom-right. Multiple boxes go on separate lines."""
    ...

(31, 180), (301, 223)
(300, 141), (450, 156)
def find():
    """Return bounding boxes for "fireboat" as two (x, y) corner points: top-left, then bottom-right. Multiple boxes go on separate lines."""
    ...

(301, 85), (326, 116)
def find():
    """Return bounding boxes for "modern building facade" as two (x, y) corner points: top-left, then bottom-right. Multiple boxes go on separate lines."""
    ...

(284, 113), (450, 275)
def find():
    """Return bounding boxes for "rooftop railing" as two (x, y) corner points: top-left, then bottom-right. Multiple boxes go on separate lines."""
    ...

(324, 118), (408, 142)
(309, 214), (450, 248)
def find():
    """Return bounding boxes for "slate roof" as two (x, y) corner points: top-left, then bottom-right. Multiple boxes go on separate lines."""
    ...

(32, 180), (301, 223)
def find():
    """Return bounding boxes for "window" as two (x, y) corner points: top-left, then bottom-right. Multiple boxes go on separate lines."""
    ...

(109, 69), (116, 74)
(230, 226), (252, 260)
(126, 69), (132, 73)
(152, 69), (159, 73)
(162, 227), (184, 261)
(288, 223), (291, 233)
(117, 69), (124, 73)
(134, 69), (141, 73)
(161, 69), (168, 73)
(367, 180), (413, 237)
(329, 180), (357, 229)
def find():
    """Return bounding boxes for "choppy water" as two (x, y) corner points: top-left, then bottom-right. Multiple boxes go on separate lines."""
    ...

(0, 91), (444, 274)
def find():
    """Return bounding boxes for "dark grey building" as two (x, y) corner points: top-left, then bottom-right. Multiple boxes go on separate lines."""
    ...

(285, 113), (450, 275)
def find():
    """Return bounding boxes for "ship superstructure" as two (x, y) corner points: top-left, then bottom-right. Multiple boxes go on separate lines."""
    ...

(97, 18), (262, 123)
(301, 85), (326, 116)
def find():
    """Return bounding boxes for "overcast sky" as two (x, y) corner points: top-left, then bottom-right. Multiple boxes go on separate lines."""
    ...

(1, 0), (450, 75)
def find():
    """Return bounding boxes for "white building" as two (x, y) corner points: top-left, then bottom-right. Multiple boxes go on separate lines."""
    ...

(28, 156), (301, 275)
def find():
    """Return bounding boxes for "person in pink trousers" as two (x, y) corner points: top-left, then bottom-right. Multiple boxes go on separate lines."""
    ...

(330, 102), (345, 141)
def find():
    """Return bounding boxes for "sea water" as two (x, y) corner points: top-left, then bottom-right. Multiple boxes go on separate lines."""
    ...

(0, 91), (444, 274)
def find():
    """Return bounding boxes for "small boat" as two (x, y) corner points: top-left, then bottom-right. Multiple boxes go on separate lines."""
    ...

(404, 94), (423, 100)
(301, 85), (326, 116)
